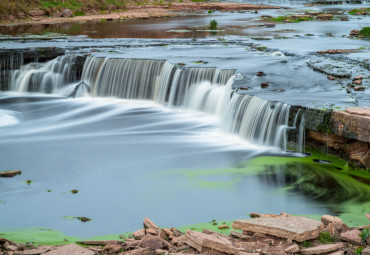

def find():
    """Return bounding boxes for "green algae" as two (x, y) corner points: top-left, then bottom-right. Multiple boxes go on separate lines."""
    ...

(0, 227), (79, 246)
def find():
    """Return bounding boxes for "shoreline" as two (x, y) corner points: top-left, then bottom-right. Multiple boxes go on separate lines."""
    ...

(1, 213), (369, 254)
(0, 2), (280, 27)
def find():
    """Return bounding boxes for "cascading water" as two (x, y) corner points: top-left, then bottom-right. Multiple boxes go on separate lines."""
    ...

(9, 55), (79, 93)
(6, 55), (294, 149)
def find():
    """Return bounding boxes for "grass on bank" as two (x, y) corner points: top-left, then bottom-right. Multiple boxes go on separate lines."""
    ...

(269, 15), (314, 23)
(0, 0), (149, 19)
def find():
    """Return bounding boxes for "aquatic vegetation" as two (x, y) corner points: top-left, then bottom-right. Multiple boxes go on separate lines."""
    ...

(269, 15), (314, 23)
(348, 8), (370, 15)
(209, 19), (218, 30)
(208, 10), (213, 14)
(359, 27), (370, 39)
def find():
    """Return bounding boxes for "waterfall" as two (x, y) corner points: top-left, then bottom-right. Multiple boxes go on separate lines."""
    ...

(9, 55), (79, 93)
(6, 55), (294, 149)
(223, 94), (291, 149)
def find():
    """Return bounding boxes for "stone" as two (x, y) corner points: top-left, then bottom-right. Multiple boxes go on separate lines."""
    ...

(124, 238), (140, 249)
(0, 170), (21, 177)
(103, 244), (122, 254)
(185, 230), (239, 254)
(321, 215), (343, 226)
(120, 247), (151, 255)
(29, 10), (45, 17)
(354, 79), (363, 85)
(162, 228), (175, 240)
(332, 110), (370, 144)
(44, 244), (95, 255)
(230, 231), (242, 239)
(140, 235), (166, 250)
(300, 243), (344, 254)
(284, 244), (300, 253)
(328, 75), (336, 80)
(76, 240), (123, 245)
(346, 108), (370, 117)
(155, 249), (168, 254)
(143, 218), (160, 231)
(354, 75), (363, 80)
(170, 227), (183, 237)
(133, 229), (145, 240)
(61, 9), (73, 17)
(16, 246), (54, 255)
(256, 71), (265, 77)
(327, 251), (344, 255)
(146, 228), (158, 236)
(249, 212), (261, 218)
(218, 225), (229, 229)
(317, 14), (334, 19)
(354, 86), (366, 91)
(261, 82), (269, 88)
(3, 242), (18, 251)
(171, 235), (187, 246)
(340, 229), (361, 245)
(362, 247), (370, 255)
(232, 216), (324, 242)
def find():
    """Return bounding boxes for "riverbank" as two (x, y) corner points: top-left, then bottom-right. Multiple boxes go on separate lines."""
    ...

(0, 1), (280, 26)
(1, 214), (369, 254)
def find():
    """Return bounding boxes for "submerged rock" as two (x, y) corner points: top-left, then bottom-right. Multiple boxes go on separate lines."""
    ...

(69, 81), (90, 98)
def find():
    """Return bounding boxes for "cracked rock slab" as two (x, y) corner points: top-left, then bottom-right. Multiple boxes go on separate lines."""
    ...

(232, 216), (324, 242)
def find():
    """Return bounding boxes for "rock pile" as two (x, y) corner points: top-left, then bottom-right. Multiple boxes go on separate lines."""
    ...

(0, 214), (369, 255)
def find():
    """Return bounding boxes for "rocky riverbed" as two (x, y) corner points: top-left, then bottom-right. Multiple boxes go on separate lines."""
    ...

(1, 214), (369, 255)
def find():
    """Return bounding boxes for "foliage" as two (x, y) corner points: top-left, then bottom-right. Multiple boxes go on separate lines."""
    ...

(359, 27), (370, 39)
(318, 231), (336, 244)
(302, 240), (312, 247)
(355, 246), (363, 255)
(208, 10), (212, 14)
(359, 228), (369, 245)
(209, 19), (218, 30)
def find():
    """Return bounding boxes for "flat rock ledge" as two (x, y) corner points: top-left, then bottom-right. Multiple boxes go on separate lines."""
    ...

(1, 213), (369, 255)
(232, 216), (324, 242)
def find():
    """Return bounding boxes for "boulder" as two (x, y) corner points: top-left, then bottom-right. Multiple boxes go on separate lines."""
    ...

(340, 229), (361, 245)
(328, 75), (336, 80)
(321, 215), (343, 226)
(146, 228), (158, 235)
(140, 235), (167, 250)
(285, 244), (300, 253)
(61, 9), (73, 17)
(232, 216), (324, 242)
(354, 79), (363, 85)
(143, 218), (160, 232)
(162, 228), (175, 240)
(133, 229), (145, 240)
(103, 244), (122, 254)
(185, 230), (239, 254)
(300, 243), (344, 255)
(43, 244), (95, 255)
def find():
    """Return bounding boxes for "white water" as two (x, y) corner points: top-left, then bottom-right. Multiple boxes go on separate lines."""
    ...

(7, 56), (293, 149)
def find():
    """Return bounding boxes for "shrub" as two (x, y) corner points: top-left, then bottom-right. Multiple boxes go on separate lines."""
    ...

(209, 19), (217, 30)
